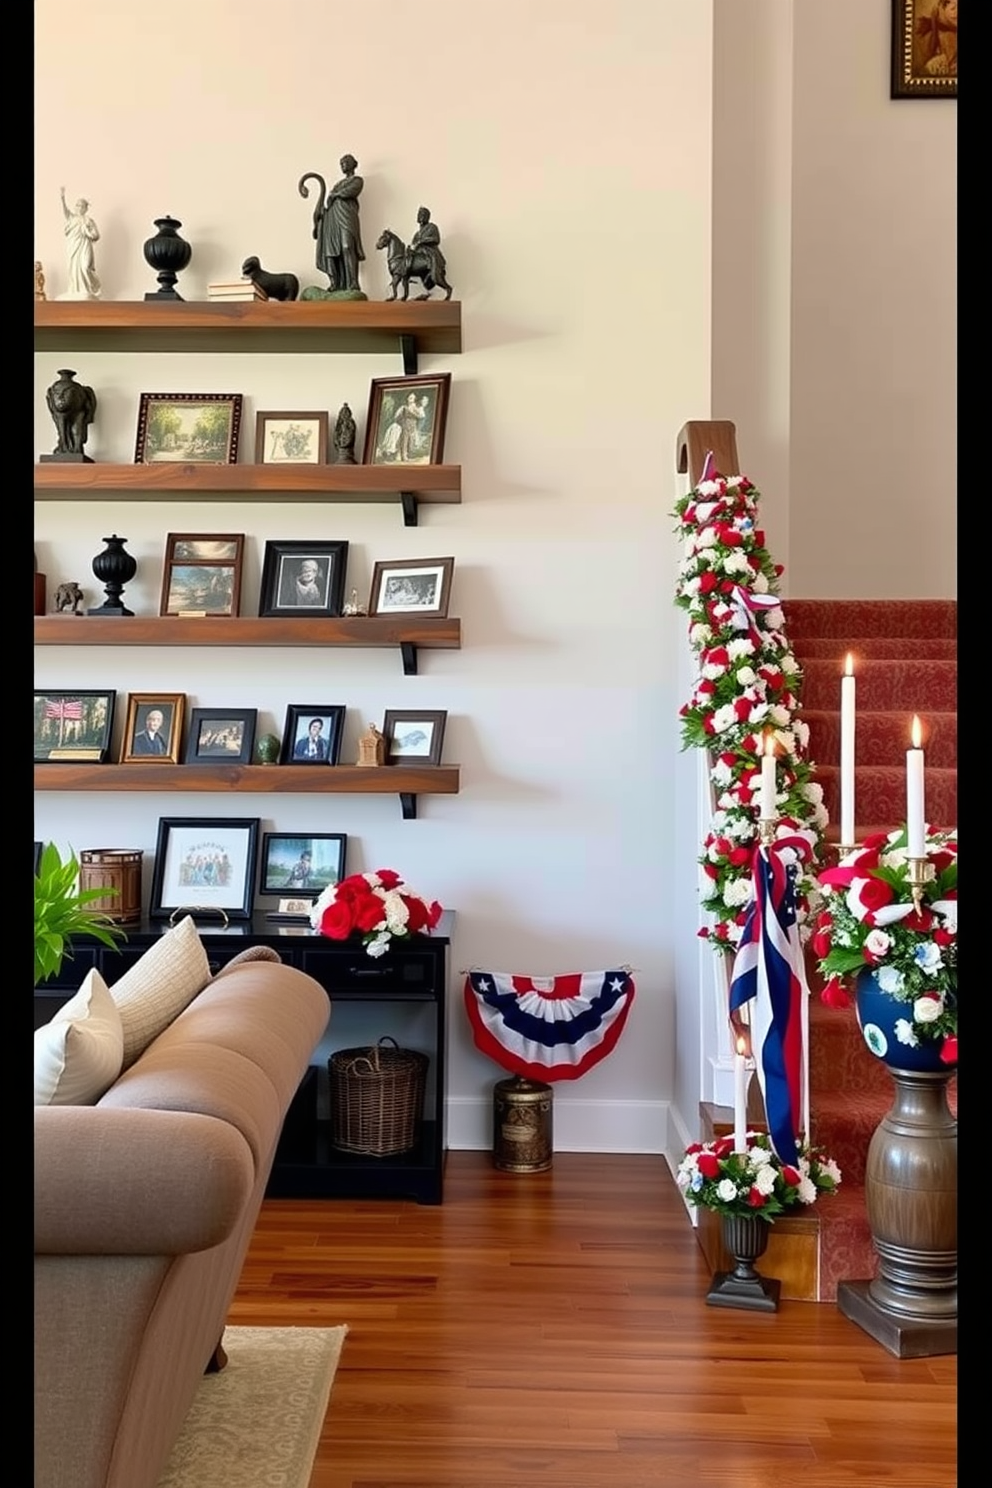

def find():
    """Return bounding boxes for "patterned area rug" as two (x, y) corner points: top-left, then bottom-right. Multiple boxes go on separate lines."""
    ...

(157, 1325), (348, 1488)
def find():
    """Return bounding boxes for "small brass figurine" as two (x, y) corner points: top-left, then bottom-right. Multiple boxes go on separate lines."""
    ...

(35, 261), (47, 300)
(333, 402), (357, 464)
(341, 587), (367, 617)
(355, 722), (386, 767)
(376, 206), (453, 302)
(54, 581), (85, 614)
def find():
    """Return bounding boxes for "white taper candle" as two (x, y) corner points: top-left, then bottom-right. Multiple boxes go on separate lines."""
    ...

(906, 715), (926, 858)
(759, 733), (777, 821)
(733, 1036), (748, 1154)
(840, 653), (856, 845)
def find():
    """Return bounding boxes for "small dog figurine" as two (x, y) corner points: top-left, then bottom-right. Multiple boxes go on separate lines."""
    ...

(241, 256), (299, 301)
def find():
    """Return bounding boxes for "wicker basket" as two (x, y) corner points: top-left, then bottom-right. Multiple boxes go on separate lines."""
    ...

(329, 1036), (428, 1156)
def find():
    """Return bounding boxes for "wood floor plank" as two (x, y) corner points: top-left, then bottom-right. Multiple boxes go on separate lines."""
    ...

(229, 1151), (956, 1487)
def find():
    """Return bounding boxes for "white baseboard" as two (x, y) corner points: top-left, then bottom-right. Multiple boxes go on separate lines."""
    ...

(445, 1096), (671, 1156)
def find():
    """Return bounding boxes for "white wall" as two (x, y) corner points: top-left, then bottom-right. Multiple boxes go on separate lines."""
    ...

(34, 0), (714, 1153)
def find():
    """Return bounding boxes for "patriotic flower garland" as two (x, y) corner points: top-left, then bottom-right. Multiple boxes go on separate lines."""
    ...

(676, 1130), (841, 1222)
(673, 472), (826, 950)
(310, 869), (442, 959)
(812, 826), (958, 1061)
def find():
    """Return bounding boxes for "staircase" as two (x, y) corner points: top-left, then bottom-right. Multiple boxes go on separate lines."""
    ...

(783, 597), (958, 1299)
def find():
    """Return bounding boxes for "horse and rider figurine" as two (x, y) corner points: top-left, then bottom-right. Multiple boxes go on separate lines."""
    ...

(376, 207), (454, 302)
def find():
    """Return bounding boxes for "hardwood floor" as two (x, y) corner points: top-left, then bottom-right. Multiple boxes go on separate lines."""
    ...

(229, 1152), (957, 1488)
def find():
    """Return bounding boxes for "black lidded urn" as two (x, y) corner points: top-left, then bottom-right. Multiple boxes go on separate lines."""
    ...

(143, 216), (192, 301)
(88, 534), (137, 617)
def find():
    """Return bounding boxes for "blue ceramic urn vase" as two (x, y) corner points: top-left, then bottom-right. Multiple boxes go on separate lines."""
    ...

(854, 969), (953, 1072)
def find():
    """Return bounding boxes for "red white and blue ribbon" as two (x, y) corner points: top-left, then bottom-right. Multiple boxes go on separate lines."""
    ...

(464, 970), (636, 1082)
(728, 836), (813, 1166)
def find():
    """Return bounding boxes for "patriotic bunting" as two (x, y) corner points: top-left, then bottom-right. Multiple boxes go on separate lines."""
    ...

(464, 970), (636, 1081)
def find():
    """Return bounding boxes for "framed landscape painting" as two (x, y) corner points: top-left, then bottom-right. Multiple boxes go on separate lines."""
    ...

(160, 533), (245, 617)
(134, 393), (242, 464)
(34, 690), (115, 763)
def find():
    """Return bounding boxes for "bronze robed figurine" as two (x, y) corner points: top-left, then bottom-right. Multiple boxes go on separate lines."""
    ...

(298, 156), (367, 299)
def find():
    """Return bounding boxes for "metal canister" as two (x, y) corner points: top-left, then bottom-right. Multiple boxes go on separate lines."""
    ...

(79, 848), (144, 924)
(493, 1075), (553, 1172)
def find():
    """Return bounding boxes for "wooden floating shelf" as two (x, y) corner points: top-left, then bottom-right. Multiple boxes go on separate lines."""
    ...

(34, 299), (462, 356)
(33, 764), (460, 820)
(33, 614), (461, 675)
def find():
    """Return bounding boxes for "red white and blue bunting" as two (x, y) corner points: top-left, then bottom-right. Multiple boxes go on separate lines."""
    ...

(463, 970), (636, 1082)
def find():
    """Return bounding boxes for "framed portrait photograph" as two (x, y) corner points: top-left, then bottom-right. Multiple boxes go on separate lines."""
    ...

(184, 708), (257, 765)
(280, 705), (346, 766)
(255, 411), (328, 465)
(381, 710), (448, 767)
(120, 693), (186, 764)
(258, 540), (349, 618)
(367, 556), (454, 618)
(134, 393), (243, 464)
(891, 0), (957, 98)
(259, 832), (347, 901)
(363, 373), (451, 466)
(149, 816), (260, 921)
(34, 690), (115, 763)
(160, 533), (245, 617)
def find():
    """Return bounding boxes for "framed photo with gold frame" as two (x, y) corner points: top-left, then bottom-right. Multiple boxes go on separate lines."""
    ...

(120, 692), (186, 764)
(891, 0), (957, 98)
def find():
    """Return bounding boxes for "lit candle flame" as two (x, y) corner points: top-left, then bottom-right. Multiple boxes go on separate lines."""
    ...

(845, 652), (854, 676)
(735, 1036), (748, 1057)
(763, 733), (775, 757)
(911, 715), (922, 749)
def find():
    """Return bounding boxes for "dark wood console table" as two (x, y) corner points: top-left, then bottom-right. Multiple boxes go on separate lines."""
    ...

(34, 914), (452, 1204)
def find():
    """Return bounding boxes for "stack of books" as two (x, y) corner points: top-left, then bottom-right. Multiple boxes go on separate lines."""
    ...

(206, 279), (268, 302)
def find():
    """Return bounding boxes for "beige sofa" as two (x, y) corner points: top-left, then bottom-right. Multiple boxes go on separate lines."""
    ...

(34, 944), (329, 1488)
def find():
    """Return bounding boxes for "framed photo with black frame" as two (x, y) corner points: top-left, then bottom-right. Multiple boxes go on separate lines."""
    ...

(134, 393), (243, 465)
(184, 708), (257, 765)
(381, 709), (448, 766)
(258, 540), (349, 619)
(34, 690), (116, 763)
(149, 816), (260, 922)
(280, 705), (346, 765)
(259, 831), (347, 919)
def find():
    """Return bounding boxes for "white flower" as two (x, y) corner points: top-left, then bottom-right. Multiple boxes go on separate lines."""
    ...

(879, 848), (908, 870)
(796, 1176), (818, 1204)
(712, 704), (739, 734)
(722, 550), (751, 575)
(895, 1019), (920, 1047)
(711, 759), (734, 787)
(864, 929), (892, 958)
(690, 623), (712, 647)
(794, 719), (810, 748)
(914, 942), (944, 975)
(724, 815), (756, 840)
(754, 1164), (778, 1196)
(697, 526), (719, 549)
(752, 572), (770, 593)
(696, 480), (722, 498)
(913, 993), (944, 1023)
(748, 702), (770, 725)
(735, 666), (757, 686)
(775, 730), (795, 755)
(802, 781), (824, 805)
(821, 1158), (842, 1185)
(723, 878), (753, 908)
(748, 1146), (772, 1167)
(716, 1179), (738, 1203)
(682, 576), (701, 596)
(932, 899), (957, 933)
(309, 883), (336, 928)
(769, 704), (791, 726)
(779, 653), (799, 674)
(727, 638), (755, 659)
(764, 607), (785, 630)
(381, 889), (410, 934)
(702, 660), (727, 679)
(876, 964), (905, 995)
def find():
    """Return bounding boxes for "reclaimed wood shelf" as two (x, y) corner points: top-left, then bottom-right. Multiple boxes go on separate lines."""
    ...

(33, 462), (461, 525)
(33, 763), (460, 820)
(33, 614), (461, 676)
(34, 299), (462, 361)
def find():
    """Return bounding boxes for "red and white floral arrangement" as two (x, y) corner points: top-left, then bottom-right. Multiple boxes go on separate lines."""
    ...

(310, 869), (443, 959)
(673, 471), (826, 950)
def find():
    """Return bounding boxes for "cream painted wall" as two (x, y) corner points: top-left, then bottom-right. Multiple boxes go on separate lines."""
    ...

(788, 0), (956, 598)
(34, 0), (715, 1153)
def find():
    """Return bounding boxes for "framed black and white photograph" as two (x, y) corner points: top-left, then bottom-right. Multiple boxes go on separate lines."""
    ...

(34, 690), (116, 763)
(255, 411), (328, 465)
(149, 816), (260, 921)
(280, 705), (346, 765)
(184, 708), (257, 765)
(134, 393), (242, 464)
(367, 556), (454, 618)
(160, 533), (245, 618)
(363, 373), (451, 466)
(259, 832), (347, 901)
(258, 540), (349, 619)
(120, 693), (186, 764)
(381, 710), (448, 767)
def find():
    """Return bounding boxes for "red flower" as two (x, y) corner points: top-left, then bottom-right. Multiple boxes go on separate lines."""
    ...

(746, 1186), (767, 1208)
(719, 752), (737, 769)
(427, 900), (443, 929)
(821, 977), (852, 1010)
(686, 1142), (703, 1155)
(930, 849), (956, 873)
(850, 876), (895, 916)
(861, 832), (890, 851)
(753, 529), (765, 547)
(699, 572), (718, 594)
(939, 1036), (958, 1065)
(780, 1165), (801, 1187)
(375, 868), (402, 889)
(705, 646), (730, 668)
(702, 862), (720, 880)
(697, 679), (716, 696)
(317, 900), (355, 940)
(728, 847), (751, 867)
(404, 893), (431, 933)
(733, 698), (752, 721)
(697, 1152), (720, 1178)
(933, 927), (955, 946)
(713, 1137), (734, 1158)
(902, 907), (933, 933)
(354, 894), (387, 933)
(811, 924), (832, 960)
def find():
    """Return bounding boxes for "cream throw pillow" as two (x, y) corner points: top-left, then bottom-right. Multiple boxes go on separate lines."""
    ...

(109, 915), (212, 1068)
(34, 968), (124, 1106)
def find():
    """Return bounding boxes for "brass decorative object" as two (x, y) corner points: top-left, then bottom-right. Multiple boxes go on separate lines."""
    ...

(493, 1075), (553, 1173)
(355, 722), (386, 767)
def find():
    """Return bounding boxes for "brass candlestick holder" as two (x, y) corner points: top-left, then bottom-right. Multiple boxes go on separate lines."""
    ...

(907, 855), (935, 915)
(758, 817), (777, 847)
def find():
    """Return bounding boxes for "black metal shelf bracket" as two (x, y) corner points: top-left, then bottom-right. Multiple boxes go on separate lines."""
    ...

(400, 334), (418, 376)
(400, 491), (419, 527)
(400, 642), (417, 676)
(399, 792), (418, 821)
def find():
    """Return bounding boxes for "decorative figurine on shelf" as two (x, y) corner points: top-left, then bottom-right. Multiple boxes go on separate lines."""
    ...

(341, 587), (367, 617)
(298, 155), (367, 300)
(376, 206), (454, 303)
(58, 188), (101, 300)
(53, 581), (85, 615)
(42, 369), (97, 463)
(332, 402), (358, 464)
(143, 215), (192, 301)
(255, 733), (282, 764)
(355, 722), (386, 767)
(88, 534), (136, 617)
(241, 256), (299, 301)
(35, 261), (47, 300)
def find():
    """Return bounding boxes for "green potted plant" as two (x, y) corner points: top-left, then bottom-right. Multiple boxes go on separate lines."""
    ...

(34, 842), (126, 987)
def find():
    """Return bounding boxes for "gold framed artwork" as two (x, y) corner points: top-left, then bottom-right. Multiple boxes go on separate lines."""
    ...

(891, 0), (957, 98)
